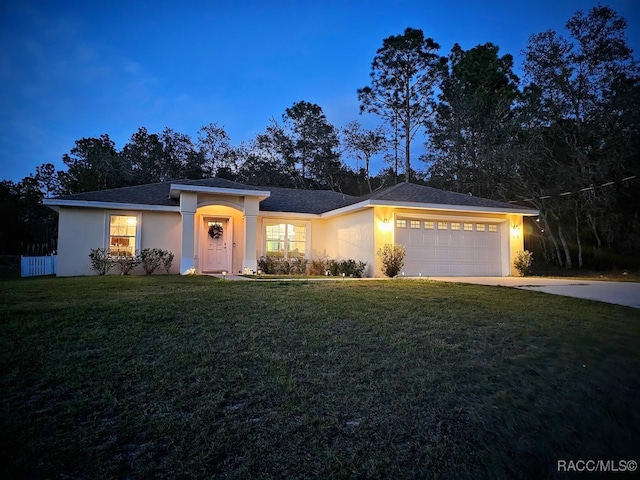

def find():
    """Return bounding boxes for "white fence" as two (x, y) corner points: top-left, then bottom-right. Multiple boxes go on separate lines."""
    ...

(21, 255), (57, 277)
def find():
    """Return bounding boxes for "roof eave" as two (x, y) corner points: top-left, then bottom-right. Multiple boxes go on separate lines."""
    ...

(320, 200), (371, 218)
(42, 199), (180, 212)
(369, 199), (538, 215)
(370, 200), (540, 217)
(321, 199), (538, 217)
(259, 211), (321, 219)
(169, 184), (271, 200)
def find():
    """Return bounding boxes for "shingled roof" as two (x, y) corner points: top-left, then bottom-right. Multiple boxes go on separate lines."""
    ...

(260, 187), (358, 214)
(46, 178), (535, 214)
(364, 182), (528, 211)
(52, 178), (263, 207)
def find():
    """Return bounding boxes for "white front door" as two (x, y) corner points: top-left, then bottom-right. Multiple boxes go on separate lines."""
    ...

(203, 219), (229, 272)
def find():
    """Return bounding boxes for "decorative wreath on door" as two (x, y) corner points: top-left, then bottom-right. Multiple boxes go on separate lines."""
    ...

(208, 224), (223, 239)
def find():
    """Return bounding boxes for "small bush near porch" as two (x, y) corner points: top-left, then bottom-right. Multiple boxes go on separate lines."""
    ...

(1, 277), (638, 479)
(258, 255), (367, 277)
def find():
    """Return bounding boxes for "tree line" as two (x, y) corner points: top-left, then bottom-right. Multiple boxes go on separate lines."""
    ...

(2, 5), (638, 270)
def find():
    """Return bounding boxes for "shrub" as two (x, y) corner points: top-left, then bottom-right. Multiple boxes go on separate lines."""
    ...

(290, 256), (308, 275)
(257, 256), (308, 275)
(160, 250), (174, 274)
(377, 244), (406, 278)
(353, 261), (367, 278)
(89, 248), (114, 276)
(328, 259), (341, 277)
(258, 256), (278, 274)
(514, 250), (533, 276)
(113, 252), (141, 275)
(258, 255), (363, 276)
(308, 258), (327, 276)
(140, 248), (164, 275)
(323, 258), (367, 277)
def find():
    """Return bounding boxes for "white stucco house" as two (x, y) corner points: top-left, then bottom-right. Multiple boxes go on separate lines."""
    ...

(44, 178), (538, 277)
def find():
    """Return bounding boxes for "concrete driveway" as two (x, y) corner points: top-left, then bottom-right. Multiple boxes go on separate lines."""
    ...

(427, 276), (640, 309)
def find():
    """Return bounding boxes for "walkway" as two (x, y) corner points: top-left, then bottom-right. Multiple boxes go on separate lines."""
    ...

(427, 276), (640, 309)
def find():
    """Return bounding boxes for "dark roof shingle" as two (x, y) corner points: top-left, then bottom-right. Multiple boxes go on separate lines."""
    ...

(365, 182), (527, 210)
(49, 178), (535, 213)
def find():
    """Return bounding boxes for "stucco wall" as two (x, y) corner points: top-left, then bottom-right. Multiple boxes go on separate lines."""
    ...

(506, 214), (525, 276)
(139, 211), (182, 274)
(56, 207), (182, 277)
(323, 209), (375, 277)
(57, 207), (107, 276)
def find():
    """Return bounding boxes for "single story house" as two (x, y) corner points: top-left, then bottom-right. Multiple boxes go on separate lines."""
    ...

(44, 178), (538, 277)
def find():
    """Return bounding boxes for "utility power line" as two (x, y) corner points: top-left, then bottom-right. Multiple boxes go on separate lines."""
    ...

(508, 175), (637, 204)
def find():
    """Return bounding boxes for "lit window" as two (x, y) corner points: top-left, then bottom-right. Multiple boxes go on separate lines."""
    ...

(464, 223), (473, 231)
(437, 222), (447, 230)
(424, 221), (434, 230)
(476, 224), (486, 232)
(410, 220), (421, 229)
(488, 224), (498, 232)
(109, 215), (137, 256)
(451, 222), (461, 231)
(265, 223), (306, 258)
(396, 219), (406, 228)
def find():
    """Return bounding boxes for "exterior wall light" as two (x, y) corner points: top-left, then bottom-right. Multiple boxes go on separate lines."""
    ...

(379, 218), (393, 232)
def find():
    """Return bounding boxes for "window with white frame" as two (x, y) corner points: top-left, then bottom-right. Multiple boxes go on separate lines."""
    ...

(410, 220), (421, 229)
(424, 221), (434, 230)
(265, 223), (307, 258)
(488, 224), (498, 232)
(464, 223), (473, 231)
(476, 224), (486, 232)
(396, 219), (406, 228)
(437, 221), (447, 230)
(451, 222), (461, 231)
(109, 215), (138, 256)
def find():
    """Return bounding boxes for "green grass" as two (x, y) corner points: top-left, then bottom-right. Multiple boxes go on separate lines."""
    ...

(1, 276), (639, 479)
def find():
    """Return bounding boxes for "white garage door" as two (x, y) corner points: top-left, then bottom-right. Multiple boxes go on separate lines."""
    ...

(395, 218), (502, 276)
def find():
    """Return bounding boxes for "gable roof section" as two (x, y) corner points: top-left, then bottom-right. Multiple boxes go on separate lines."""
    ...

(44, 178), (537, 215)
(260, 187), (358, 214)
(367, 182), (531, 211)
(43, 178), (266, 210)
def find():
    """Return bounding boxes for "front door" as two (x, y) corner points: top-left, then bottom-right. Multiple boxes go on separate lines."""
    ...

(203, 219), (229, 272)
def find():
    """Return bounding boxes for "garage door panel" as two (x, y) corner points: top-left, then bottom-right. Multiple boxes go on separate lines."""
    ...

(396, 218), (502, 277)
(450, 265), (464, 275)
(476, 236), (488, 247)
(436, 234), (450, 246)
(437, 264), (451, 275)
(463, 250), (476, 261)
(451, 250), (464, 261)
(462, 264), (478, 275)
(476, 250), (488, 261)
(436, 250), (450, 260)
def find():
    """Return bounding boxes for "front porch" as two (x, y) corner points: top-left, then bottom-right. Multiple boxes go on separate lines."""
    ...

(172, 185), (270, 275)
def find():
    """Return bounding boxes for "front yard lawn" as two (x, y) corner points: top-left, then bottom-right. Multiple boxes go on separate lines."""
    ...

(1, 276), (639, 479)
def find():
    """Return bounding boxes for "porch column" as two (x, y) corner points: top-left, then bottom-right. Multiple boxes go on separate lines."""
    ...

(179, 192), (198, 274)
(243, 197), (259, 273)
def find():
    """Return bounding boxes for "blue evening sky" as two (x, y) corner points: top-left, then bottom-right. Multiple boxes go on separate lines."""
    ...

(1, 0), (638, 183)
